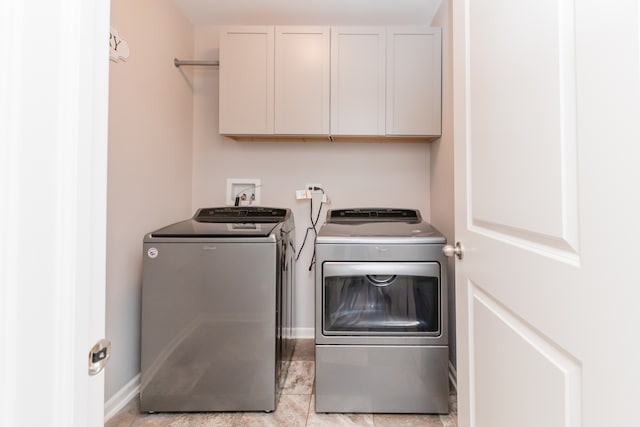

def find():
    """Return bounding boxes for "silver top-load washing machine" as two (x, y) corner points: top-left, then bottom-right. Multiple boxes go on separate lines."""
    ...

(140, 206), (295, 413)
(315, 208), (449, 414)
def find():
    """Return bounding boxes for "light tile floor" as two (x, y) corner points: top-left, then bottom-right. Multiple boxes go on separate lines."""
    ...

(106, 340), (457, 427)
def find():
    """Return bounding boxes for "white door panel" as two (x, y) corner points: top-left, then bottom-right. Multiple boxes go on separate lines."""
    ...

(472, 285), (581, 427)
(468, 0), (579, 255)
(453, 0), (640, 426)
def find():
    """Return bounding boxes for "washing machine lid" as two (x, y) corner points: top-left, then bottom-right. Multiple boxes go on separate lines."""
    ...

(318, 208), (445, 243)
(149, 207), (288, 238)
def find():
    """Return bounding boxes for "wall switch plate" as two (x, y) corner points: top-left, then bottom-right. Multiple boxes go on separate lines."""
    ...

(295, 189), (310, 200)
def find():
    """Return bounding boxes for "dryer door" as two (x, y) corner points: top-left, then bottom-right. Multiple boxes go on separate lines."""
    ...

(322, 262), (441, 337)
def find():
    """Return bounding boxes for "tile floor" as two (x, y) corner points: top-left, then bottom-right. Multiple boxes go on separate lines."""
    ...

(106, 340), (457, 427)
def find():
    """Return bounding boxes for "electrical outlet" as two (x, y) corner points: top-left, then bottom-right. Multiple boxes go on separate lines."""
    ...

(305, 183), (322, 192)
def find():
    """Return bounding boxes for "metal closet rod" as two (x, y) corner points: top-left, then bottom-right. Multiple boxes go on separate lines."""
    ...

(174, 58), (220, 68)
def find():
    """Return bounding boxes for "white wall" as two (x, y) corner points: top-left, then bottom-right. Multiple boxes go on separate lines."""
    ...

(191, 27), (432, 334)
(430, 1), (456, 369)
(106, 0), (194, 401)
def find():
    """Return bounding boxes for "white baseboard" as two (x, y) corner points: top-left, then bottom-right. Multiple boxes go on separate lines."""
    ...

(293, 327), (314, 339)
(104, 373), (140, 422)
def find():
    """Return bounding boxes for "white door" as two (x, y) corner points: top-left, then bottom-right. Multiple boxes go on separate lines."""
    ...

(452, 1), (640, 426)
(0, 1), (110, 426)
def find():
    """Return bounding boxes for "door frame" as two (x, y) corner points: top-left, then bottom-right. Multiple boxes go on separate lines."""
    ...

(0, 0), (111, 425)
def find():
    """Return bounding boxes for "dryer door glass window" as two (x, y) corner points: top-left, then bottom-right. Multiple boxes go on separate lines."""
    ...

(322, 262), (440, 336)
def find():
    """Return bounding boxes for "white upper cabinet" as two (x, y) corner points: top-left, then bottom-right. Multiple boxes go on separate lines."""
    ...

(386, 27), (442, 136)
(332, 26), (441, 137)
(218, 26), (441, 139)
(219, 27), (274, 135)
(274, 27), (330, 135)
(330, 27), (386, 136)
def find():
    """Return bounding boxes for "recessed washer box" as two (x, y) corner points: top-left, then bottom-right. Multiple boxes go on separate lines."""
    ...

(226, 178), (261, 206)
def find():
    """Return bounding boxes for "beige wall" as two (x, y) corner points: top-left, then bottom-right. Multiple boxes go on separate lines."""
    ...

(191, 26), (432, 333)
(106, 0), (194, 401)
(430, 0), (456, 369)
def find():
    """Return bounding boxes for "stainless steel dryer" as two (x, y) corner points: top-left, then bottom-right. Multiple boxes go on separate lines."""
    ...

(140, 206), (295, 413)
(315, 208), (448, 414)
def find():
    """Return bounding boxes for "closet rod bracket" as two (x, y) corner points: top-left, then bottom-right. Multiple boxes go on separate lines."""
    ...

(174, 58), (219, 68)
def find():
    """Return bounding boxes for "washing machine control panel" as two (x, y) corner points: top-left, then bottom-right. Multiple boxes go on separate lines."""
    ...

(194, 206), (287, 223)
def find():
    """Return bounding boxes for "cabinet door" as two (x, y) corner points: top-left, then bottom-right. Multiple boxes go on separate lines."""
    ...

(331, 27), (386, 136)
(275, 26), (330, 135)
(219, 27), (274, 135)
(386, 27), (442, 136)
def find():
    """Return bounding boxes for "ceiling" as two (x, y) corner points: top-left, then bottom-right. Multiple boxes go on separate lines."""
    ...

(170, 0), (443, 27)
